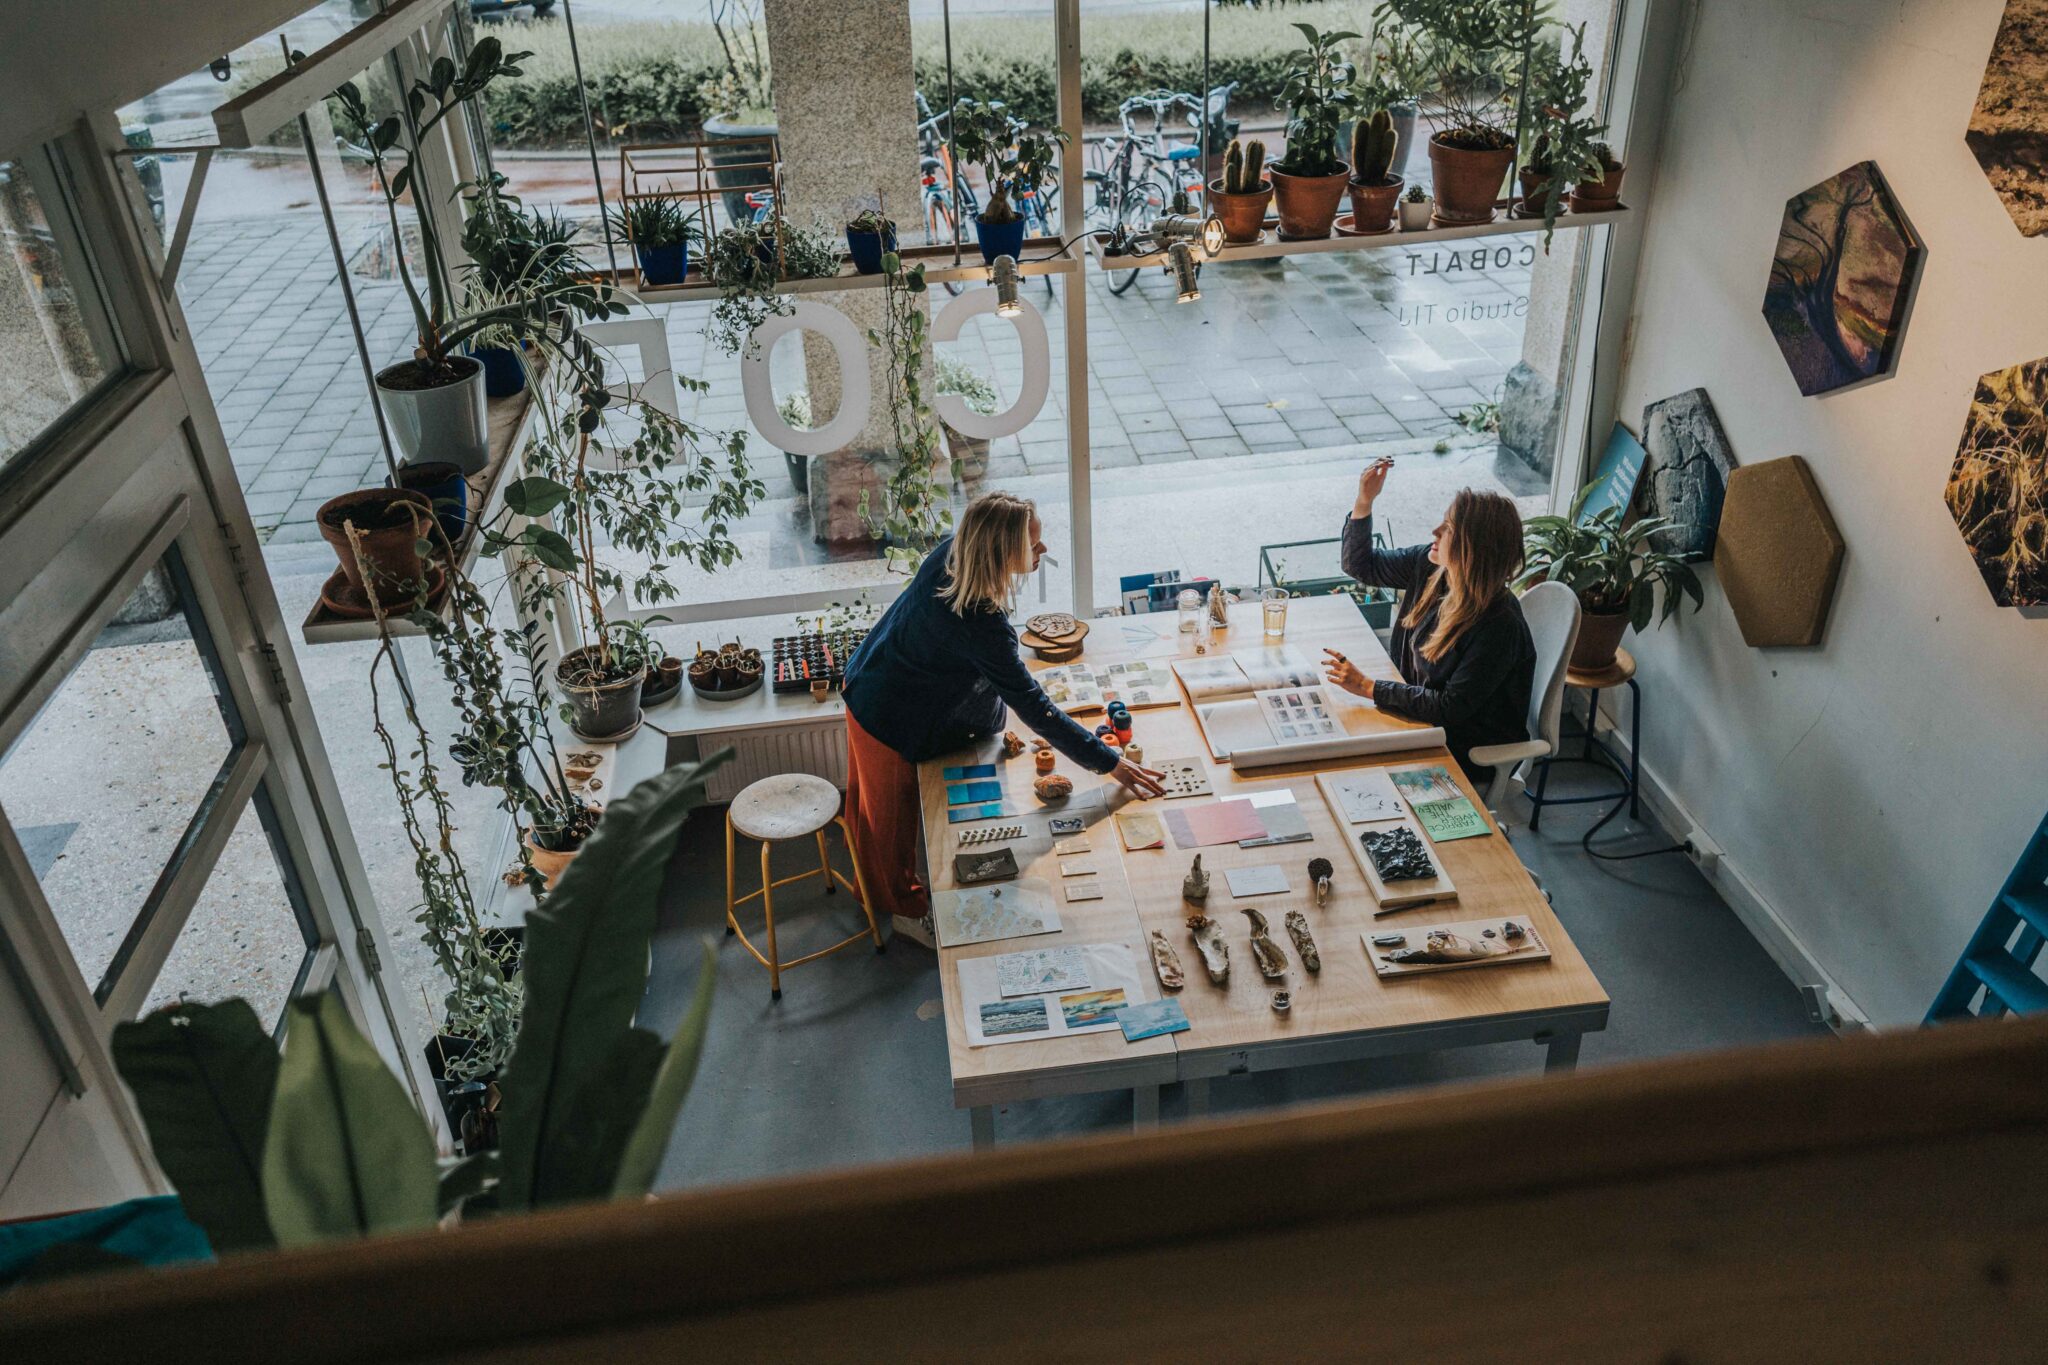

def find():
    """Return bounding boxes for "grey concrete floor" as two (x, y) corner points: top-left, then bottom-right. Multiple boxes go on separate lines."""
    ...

(643, 758), (1830, 1191)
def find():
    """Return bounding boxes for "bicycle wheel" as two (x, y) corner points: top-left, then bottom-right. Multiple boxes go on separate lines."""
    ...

(1107, 178), (1167, 296)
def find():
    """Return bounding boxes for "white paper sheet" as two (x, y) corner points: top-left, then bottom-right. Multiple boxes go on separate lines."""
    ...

(959, 942), (1154, 1047)
(1225, 864), (1291, 897)
(996, 945), (1092, 996)
(932, 880), (1060, 948)
(1327, 769), (1404, 823)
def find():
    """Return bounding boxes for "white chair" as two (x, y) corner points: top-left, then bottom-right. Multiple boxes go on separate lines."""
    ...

(1469, 581), (1581, 825)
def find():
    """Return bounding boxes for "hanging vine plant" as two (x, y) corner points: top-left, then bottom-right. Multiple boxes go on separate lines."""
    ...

(859, 252), (957, 572)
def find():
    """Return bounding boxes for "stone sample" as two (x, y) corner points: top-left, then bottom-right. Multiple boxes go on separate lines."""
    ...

(1187, 915), (1230, 985)
(1968, 1), (2048, 237)
(1946, 356), (2048, 607)
(1641, 388), (1738, 562)
(1284, 911), (1321, 973)
(1242, 908), (1288, 980)
(1715, 456), (1845, 646)
(1361, 827), (1434, 883)
(1033, 773), (1073, 802)
(1149, 930), (1186, 991)
(1762, 161), (1921, 397)
(1182, 853), (1209, 904)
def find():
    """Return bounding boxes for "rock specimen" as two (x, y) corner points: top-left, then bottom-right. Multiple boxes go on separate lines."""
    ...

(1640, 388), (1737, 562)
(1284, 911), (1321, 972)
(1001, 730), (1026, 759)
(1308, 856), (1334, 907)
(1149, 930), (1185, 991)
(1242, 908), (1288, 980)
(1187, 915), (1230, 985)
(1361, 827), (1434, 882)
(1033, 772), (1073, 802)
(1182, 853), (1210, 904)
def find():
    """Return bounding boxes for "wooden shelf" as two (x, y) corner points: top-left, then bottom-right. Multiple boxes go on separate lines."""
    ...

(299, 384), (544, 646)
(615, 237), (1079, 303)
(1090, 203), (1629, 269)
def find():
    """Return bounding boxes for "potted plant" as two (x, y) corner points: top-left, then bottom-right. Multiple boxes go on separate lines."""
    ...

(1398, 182), (1434, 230)
(1268, 23), (1360, 240)
(612, 189), (702, 287)
(1375, 0), (1534, 225)
(1346, 107), (1403, 233)
(936, 356), (1000, 481)
(394, 460), (470, 546)
(949, 96), (1070, 264)
(316, 488), (436, 619)
(1571, 141), (1627, 212)
(1518, 481), (1705, 672)
(845, 208), (897, 275)
(330, 43), (620, 474)
(460, 182), (582, 397)
(699, 0), (778, 224)
(1518, 24), (1610, 241)
(704, 216), (840, 356)
(777, 389), (813, 494)
(1207, 138), (1273, 244)
(859, 252), (953, 571)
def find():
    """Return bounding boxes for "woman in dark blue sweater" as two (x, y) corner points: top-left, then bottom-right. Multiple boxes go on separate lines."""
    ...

(842, 493), (1164, 941)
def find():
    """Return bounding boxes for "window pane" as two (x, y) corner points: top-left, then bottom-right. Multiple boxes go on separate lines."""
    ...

(145, 787), (314, 1028)
(0, 551), (240, 998)
(0, 152), (123, 466)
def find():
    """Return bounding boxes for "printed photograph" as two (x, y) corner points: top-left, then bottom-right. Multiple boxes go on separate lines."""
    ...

(1762, 161), (1922, 396)
(1968, 0), (2048, 237)
(1945, 357), (2048, 607)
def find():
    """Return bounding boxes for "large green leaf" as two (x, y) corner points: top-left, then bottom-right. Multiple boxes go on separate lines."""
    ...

(110, 1000), (278, 1254)
(494, 755), (725, 1211)
(612, 939), (718, 1200)
(262, 992), (437, 1247)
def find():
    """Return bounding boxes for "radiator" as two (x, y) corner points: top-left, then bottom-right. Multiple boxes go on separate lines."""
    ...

(673, 718), (850, 803)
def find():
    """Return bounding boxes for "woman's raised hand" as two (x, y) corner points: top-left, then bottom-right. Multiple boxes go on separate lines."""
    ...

(1353, 456), (1394, 517)
(1110, 756), (1167, 799)
(1322, 647), (1372, 699)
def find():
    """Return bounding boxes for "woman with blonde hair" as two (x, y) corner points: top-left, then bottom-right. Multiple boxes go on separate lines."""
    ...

(1323, 458), (1536, 782)
(842, 492), (1165, 944)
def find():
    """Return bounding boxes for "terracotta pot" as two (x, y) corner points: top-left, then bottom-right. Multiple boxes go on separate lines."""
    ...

(1516, 168), (1552, 219)
(1268, 163), (1351, 240)
(1426, 136), (1514, 225)
(1206, 178), (1274, 244)
(556, 646), (647, 739)
(317, 488), (433, 602)
(1570, 607), (1631, 673)
(523, 831), (579, 890)
(1570, 163), (1626, 213)
(1346, 175), (1403, 233)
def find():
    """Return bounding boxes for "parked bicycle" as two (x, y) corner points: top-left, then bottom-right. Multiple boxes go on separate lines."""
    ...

(1085, 84), (1236, 296)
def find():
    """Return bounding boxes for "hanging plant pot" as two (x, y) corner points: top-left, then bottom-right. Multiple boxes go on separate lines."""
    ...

(395, 460), (470, 550)
(469, 342), (528, 398)
(635, 239), (689, 286)
(555, 646), (647, 741)
(975, 213), (1027, 264)
(845, 223), (896, 275)
(1570, 606), (1631, 673)
(316, 488), (438, 620)
(1570, 163), (1627, 213)
(1426, 136), (1515, 226)
(1346, 174), (1403, 234)
(375, 355), (490, 474)
(1268, 162), (1351, 240)
(1206, 177), (1274, 244)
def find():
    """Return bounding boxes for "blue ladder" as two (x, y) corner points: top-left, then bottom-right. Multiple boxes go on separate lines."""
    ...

(1925, 810), (2048, 1021)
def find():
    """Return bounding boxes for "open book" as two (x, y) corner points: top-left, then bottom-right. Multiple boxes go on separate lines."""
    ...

(1036, 659), (1179, 713)
(1185, 649), (1444, 769)
(1169, 644), (1324, 703)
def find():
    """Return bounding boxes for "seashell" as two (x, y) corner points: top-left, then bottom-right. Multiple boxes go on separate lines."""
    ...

(1285, 911), (1321, 972)
(1187, 915), (1230, 985)
(1149, 931), (1185, 991)
(1033, 772), (1073, 802)
(1001, 730), (1026, 758)
(1242, 907), (1288, 980)
(1182, 853), (1209, 904)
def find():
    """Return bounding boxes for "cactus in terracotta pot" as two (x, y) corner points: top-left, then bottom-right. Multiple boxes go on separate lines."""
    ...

(1351, 109), (1397, 185)
(1210, 137), (1275, 243)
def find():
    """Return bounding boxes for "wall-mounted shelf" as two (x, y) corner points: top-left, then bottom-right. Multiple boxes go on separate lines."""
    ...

(299, 383), (543, 647)
(615, 237), (1079, 304)
(1090, 203), (1629, 269)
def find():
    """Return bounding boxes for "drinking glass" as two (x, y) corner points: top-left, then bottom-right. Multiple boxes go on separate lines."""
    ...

(1262, 588), (1289, 639)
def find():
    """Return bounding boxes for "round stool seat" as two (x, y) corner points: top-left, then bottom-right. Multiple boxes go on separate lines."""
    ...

(730, 773), (841, 842)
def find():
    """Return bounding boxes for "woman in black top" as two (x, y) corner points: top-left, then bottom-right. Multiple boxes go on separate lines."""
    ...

(1322, 458), (1536, 781)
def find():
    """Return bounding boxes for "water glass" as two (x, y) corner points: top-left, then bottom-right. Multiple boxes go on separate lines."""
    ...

(1262, 587), (1289, 638)
(1177, 587), (1202, 634)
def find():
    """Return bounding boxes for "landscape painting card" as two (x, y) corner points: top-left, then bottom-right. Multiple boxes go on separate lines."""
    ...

(995, 945), (1093, 998)
(1059, 989), (1129, 1029)
(1328, 768), (1404, 824)
(1390, 766), (1490, 842)
(1117, 998), (1191, 1042)
(1762, 160), (1922, 397)
(959, 942), (1152, 1046)
(932, 880), (1059, 948)
(979, 997), (1050, 1038)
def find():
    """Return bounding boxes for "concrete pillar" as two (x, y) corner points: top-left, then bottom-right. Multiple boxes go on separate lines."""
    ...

(760, 0), (928, 543)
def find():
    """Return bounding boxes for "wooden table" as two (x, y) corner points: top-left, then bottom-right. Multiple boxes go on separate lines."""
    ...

(918, 596), (1610, 1148)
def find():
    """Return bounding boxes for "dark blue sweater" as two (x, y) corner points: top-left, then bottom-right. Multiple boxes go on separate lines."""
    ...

(843, 538), (1120, 773)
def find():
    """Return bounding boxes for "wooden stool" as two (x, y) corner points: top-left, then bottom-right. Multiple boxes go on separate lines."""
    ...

(724, 774), (882, 999)
(1528, 647), (1641, 831)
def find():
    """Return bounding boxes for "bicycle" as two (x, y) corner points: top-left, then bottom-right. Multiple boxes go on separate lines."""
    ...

(1084, 84), (1235, 296)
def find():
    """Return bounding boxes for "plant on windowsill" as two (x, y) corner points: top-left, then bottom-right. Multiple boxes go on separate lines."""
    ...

(608, 189), (704, 287)
(1571, 140), (1627, 213)
(460, 176), (585, 398)
(1208, 137), (1273, 244)
(948, 96), (1071, 264)
(935, 356), (1000, 482)
(1515, 23), (1608, 243)
(844, 208), (898, 275)
(703, 215), (841, 357)
(1372, 0), (1541, 226)
(1346, 106), (1404, 233)
(1517, 480), (1704, 673)
(1268, 23), (1360, 240)
(1398, 180), (1434, 230)
(860, 252), (954, 571)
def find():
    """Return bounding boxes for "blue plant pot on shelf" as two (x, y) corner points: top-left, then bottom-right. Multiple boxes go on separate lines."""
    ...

(975, 214), (1026, 265)
(846, 225), (896, 275)
(394, 460), (470, 549)
(471, 343), (527, 398)
(636, 240), (688, 286)
(751, 234), (779, 272)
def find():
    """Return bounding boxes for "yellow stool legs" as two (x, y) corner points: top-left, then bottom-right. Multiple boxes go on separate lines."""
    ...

(724, 812), (883, 1001)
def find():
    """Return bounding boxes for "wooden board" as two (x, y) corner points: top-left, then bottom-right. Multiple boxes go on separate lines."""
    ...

(1365, 915), (1549, 977)
(1314, 772), (1457, 910)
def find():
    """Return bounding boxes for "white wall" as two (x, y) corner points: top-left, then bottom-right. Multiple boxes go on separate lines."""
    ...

(1614, 0), (2048, 1025)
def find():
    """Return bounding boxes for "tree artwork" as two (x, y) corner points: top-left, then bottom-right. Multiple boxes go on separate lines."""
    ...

(1761, 162), (1922, 397)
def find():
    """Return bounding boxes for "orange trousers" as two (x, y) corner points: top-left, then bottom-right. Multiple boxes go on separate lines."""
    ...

(843, 710), (929, 919)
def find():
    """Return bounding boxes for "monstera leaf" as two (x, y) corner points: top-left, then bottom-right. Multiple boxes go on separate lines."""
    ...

(493, 756), (724, 1211)
(262, 991), (438, 1247)
(110, 999), (279, 1254)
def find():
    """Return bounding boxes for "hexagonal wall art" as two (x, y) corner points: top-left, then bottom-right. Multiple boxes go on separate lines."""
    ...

(1762, 161), (1923, 396)
(1946, 357), (2048, 608)
(1714, 457), (1845, 647)
(1968, 0), (2048, 237)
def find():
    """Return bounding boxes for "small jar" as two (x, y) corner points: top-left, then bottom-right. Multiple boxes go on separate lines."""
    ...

(1176, 587), (1202, 634)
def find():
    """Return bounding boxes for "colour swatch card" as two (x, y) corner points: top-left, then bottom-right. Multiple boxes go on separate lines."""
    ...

(932, 881), (1059, 948)
(1328, 768), (1404, 824)
(1163, 799), (1268, 849)
(948, 802), (1009, 825)
(1224, 789), (1312, 847)
(942, 762), (998, 782)
(1391, 765), (1490, 842)
(995, 946), (1092, 997)
(1225, 864), (1290, 898)
(946, 779), (1004, 806)
(960, 943), (1151, 1047)
(1115, 808), (1166, 850)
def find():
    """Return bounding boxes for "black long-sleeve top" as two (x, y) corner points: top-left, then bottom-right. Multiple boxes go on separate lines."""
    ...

(1340, 513), (1535, 778)
(842, 537), (1120, 772)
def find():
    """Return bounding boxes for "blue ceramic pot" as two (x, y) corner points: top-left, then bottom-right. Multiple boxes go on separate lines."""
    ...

(845, 224), (896, 275)
(975, 214), (1026, 265)
(395, 460), (470, 549)
(636, 240), (688, 286)
(751, 234), (779, 272)
(472, 343), (527, 398)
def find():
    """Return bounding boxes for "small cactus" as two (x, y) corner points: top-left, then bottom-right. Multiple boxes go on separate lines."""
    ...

(1224, 140), (1244, 194)
(1244, 138), (1267, 189)
(1350, 108), (1397, 184)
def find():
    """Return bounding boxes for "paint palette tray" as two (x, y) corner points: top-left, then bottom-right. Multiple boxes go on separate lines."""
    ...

(771, 628), (869, 693)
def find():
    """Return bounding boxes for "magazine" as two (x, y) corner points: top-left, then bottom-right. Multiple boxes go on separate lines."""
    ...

(1170, 644), (1323, 703)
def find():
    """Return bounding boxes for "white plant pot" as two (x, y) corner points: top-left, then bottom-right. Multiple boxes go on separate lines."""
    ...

(1398, 198), (1435, 231)
(375, 357), (490, 474)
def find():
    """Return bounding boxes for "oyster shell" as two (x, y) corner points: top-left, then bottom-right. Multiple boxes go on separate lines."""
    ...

(1284, 911), (1321, 972)
(1182, 853), (1210, 904)
(1187, 915), (1230, 985)
(1149, 930), (1185, 990)
(1242, 908), (1288, 980)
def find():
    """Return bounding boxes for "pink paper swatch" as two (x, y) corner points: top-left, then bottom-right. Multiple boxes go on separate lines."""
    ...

(1164, 800), (1269, 849)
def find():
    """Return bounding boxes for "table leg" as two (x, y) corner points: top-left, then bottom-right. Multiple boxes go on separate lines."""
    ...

(1627, 677), (1642, 820)
(1543, 1031), (1583, 1074)
(1132, 1085), (1160, 1132)
(970, 1106), (995, 1151)
(1583, 686), (1604, 761)
(1184, 1077), (1211, 1119)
